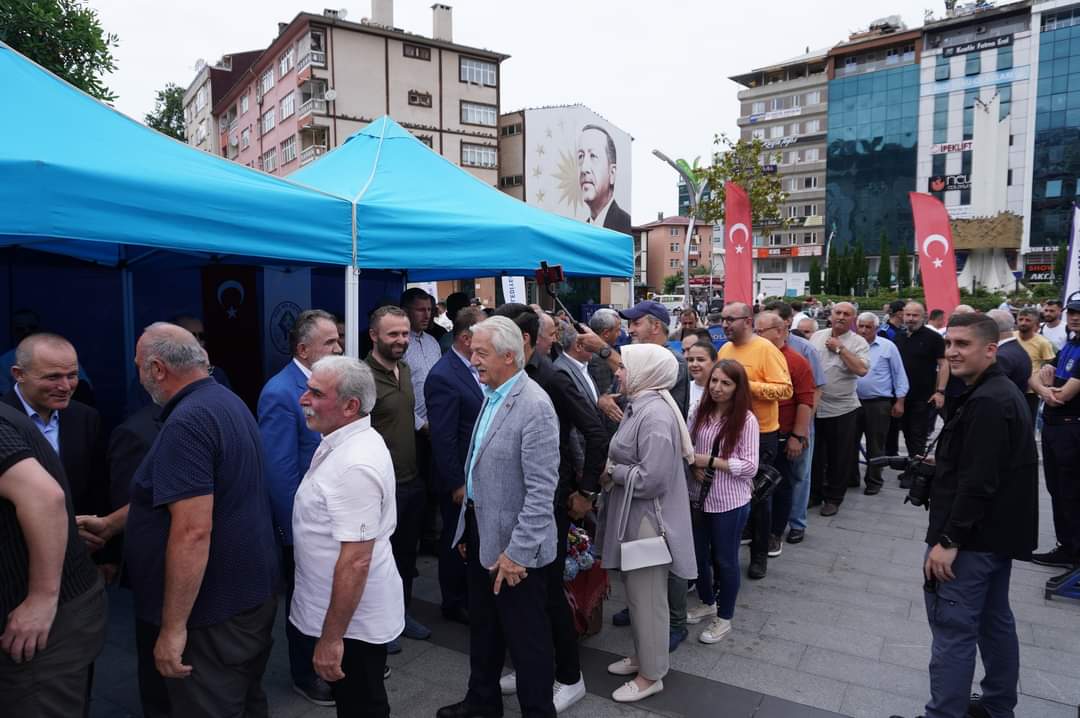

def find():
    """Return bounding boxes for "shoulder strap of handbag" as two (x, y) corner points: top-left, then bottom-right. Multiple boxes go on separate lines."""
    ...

(615, 472), (667, 541)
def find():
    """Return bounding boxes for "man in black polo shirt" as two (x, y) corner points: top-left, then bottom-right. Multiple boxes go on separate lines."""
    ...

(123, 323), (279, 717)
(889, 302), (948, 461)
(0, 401), (105, 717)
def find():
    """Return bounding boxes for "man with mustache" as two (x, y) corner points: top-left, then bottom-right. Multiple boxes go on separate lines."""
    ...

(364, 306), (429, 652)
(577, 124), (631, 235)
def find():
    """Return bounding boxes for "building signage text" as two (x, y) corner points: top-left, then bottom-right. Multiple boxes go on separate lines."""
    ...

(1025, 262), (1054, 283)
(755, 245), (823, 258)
(942, 34), (1013, 58)
(920, 65), (1029, 96)
(928, 173), (972, 192)
(930, 140), (974, 155)
(748, 107), (803, 123)
(761, 136), (798, 149)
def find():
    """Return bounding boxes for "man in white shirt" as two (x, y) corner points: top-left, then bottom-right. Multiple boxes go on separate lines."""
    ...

(291, 355), (404, 717)
(1041, 299), (1068, 352)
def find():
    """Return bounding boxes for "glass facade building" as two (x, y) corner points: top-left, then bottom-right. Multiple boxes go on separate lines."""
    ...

(826, 64), (921, 252)
(1031, 7), (1080, 248)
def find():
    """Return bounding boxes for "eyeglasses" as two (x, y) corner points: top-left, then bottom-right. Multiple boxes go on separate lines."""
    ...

(720, 315), (750, 323)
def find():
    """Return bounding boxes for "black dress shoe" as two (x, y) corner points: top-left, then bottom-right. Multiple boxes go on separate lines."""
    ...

(748, 555), (767, 580)
(786, 528), (805, 544)
(863, 485), (881, 495)
(436, 700), (502, 718)
(441, 606), (470, 625)
(292, 678), (335, 707)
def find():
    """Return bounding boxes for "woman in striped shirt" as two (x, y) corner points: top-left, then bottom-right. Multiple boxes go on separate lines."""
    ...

(686, 359), (759, 644)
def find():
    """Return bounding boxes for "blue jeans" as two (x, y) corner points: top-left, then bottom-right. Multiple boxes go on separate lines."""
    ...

(786, 431), (815, 531)
(692, 503), (751, 619)
(924, 549), (1018, 718)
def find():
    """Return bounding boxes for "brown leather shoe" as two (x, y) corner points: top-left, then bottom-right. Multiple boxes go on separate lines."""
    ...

(820, 503), (839, 517)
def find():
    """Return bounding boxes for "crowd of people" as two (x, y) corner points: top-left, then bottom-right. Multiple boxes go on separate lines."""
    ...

(0, 289), (1077, 718)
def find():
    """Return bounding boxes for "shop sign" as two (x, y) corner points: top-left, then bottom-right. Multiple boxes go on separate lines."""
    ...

(928, 173), (972, 192)
(930, 140), (974, 155)
(942, 34), (1013, 58)
(762, 136), (798, 149)
(748, 107), (803, 123)
(1025, 262), (1054, 283)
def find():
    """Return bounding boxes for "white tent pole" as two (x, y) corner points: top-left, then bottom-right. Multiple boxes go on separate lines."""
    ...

(628, 275), (634, 308)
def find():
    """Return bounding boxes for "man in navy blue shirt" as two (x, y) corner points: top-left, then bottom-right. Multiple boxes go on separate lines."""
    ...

(122, 322), (279, 717)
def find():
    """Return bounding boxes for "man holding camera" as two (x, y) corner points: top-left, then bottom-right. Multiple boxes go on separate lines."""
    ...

(913, 313), (1038, 718)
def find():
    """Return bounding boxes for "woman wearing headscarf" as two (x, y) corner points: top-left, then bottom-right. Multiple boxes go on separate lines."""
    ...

(594, 344), (696, 704)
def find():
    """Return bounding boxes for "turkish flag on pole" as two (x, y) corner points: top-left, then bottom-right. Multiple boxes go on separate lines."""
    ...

(909, 192), (960, 319)
(724, 182), (753, 306)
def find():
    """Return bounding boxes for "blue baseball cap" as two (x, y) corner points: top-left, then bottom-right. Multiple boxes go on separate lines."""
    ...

(619, 300), (671, 325)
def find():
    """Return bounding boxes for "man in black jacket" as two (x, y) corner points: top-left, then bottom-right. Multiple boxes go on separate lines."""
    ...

(494, 304), (607, 713)
(917, 313), (1037, 718)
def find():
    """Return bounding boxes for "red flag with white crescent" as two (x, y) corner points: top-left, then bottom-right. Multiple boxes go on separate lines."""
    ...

(909, 192), (960, 319)
(724, 182), (753, 306)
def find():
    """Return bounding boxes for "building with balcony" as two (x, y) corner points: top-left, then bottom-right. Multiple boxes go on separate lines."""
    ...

(731, 49), (829, 296)
(633, 215), (716, 296)
(919, 1), (1033, 291)
(826, 19), (923, 279)
(1025, 1), (1080, 268)
(182, 50), (261, 155)
(204, 3), (508, 187)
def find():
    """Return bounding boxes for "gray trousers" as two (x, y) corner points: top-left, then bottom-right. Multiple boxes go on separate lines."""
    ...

(0, 578), (106, 718)
(620, 516), (671, 681)
(924, 549), (1018, 718)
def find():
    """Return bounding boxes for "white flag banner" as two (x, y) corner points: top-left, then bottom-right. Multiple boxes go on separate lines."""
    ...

(501, 276), (527, 304)
(408, 281), (439, 301)
(1064, 205), (1080, 304)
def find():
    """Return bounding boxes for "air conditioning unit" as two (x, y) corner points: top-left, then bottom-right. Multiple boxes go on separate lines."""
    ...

(229, 136), (239, 147)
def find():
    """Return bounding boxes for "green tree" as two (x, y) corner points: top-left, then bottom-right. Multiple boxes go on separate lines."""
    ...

(663, 274), (680, 294)
(1055, 240), (1068, 285)
(809, 257), (822, 295)
(852, 239), (868, 296)
(0, 0), (119, 103)
(145, 82), (186, 141)
(877, 231), (892, 290)
(697, 134), (787, 228)
(897, 242), (912, 290)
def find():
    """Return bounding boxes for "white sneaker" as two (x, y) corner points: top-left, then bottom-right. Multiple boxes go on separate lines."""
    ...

(612, 679), (663, 703)
(552, 677), (586, 713)
(499, 671), (517, 695)
(699, 616), (732, 644)
(685, 601), (717, 624)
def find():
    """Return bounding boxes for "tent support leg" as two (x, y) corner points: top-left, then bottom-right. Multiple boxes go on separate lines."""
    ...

(345, 266), (360, 358)
(628, 275), (634, 308)
(121, 266), (135, 393)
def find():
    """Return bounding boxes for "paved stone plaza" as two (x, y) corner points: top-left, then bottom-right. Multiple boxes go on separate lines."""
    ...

(90, 464), (1080, 718)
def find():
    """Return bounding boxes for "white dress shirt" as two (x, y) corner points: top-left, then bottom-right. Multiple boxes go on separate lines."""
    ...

(403, 330), (442, 429)
(564, 354), (598, 402)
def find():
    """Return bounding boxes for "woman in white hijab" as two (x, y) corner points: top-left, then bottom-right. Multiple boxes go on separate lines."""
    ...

(594, 344), (697, 704)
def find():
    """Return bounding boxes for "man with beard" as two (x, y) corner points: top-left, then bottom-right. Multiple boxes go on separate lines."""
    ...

(889, 302), (948, 462)
(577, 125), (631, 234)
(365, 306), (430, 650)
(1040, 299), (1068, 352)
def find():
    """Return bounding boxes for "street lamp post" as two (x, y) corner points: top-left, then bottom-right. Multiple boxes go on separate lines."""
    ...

(653, 149), (707, 312)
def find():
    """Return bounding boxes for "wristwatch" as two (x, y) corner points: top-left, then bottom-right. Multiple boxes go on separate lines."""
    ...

(939, 534), (959, 550)
(834, 345), (842, 354)
(598, 346), (612, 359)
(790, 433), (809, 447)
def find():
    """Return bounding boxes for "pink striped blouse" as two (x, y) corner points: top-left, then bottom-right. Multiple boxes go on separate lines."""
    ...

(688, 409), (760, 514)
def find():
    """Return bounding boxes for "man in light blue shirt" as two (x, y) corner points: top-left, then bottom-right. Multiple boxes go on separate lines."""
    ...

(466, 368), (525, 500)
(855, 312), (909, 494)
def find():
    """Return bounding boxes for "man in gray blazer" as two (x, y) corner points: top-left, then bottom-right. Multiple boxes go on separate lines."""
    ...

(438, 316), (560, 718)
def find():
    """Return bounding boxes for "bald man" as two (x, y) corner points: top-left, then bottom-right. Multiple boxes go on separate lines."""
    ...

(808, 303), (870, 516)
(3, 333), (107, 522)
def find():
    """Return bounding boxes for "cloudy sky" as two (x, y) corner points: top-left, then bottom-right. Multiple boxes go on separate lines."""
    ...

(94, 0), (933, 223)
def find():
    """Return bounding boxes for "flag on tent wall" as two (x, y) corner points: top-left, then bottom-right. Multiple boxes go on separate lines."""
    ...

(909, 192), (960, 318)
(723, 182), (753, 306)
(1063, 204), (1080, 305)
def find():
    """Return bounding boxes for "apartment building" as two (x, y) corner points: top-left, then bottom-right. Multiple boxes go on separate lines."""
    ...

(182, 51), (261, 155)
(730, 50), (829, 297)
(204, 3), (508, 186)
(634, 216), (715, 296)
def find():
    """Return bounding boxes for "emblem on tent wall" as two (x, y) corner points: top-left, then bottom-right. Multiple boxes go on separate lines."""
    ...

(217, 280), (245, 319)
(269, 301), (302, 356)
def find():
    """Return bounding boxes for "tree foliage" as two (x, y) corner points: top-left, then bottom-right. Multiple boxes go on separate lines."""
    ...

(808, 257), (822, 295)
(697, 134), (787, 228)
(663, 274), (680, 294)
(877, 231), (892, 290)
(0, 0), (119, 103)
(897, 242), (912, 291)
(851, 239), (869, 296)
(145, 83), (186, 141)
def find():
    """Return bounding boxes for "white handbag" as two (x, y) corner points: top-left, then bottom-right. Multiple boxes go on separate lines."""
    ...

(615, 474), (672, 572)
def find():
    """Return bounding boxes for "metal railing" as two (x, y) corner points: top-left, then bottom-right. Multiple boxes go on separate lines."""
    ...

(297, 51), (327, 71)
(298, 98), (327, 118)
(299, 145), (327, 165)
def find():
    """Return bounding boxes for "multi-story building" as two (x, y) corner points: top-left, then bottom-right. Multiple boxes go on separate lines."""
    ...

(182, 50), (261, 155)
(206, 3), (507, 186)
(826, 19), (924, 283)
(731, 50), (829, 297)
(1024, 0), (1080, 272)
(918, 1), (1032, 291)
(497, 104), (634, 308)
(633, 215), (716, 297)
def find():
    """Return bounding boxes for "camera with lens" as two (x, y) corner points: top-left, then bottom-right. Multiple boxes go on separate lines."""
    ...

(868, 456), (936, 509)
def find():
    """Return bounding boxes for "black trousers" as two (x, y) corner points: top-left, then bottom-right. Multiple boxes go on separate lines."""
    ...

(1025, 393), (1040, 425)
(416, 430), (439, 550)
(282, 545), (317, 686)
(887, 399), (935, 458)
(390, 478), (427, 609)
(1042, 421), (1080, 557)
(857, 398), (893, 489)
(749, 432), (779, 559)
(325, 637), (389, 718)
(438, 492), (469, 613)
(464, 505), (555, 718)
(547, 493), (580, 685)
(0, 578), (106, 718)
(811, 410), (859, 506)
(135, 618), (170, 718)
(160, 596), (277, 718)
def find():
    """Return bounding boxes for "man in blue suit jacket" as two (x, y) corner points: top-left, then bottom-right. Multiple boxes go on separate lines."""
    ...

(257, 309), (342, 706)
(424, 307), (486, 623)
